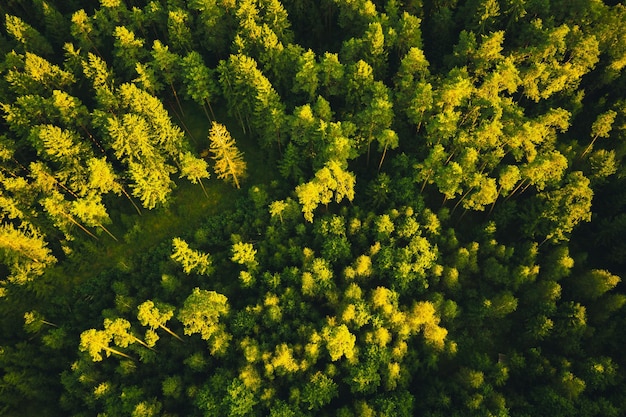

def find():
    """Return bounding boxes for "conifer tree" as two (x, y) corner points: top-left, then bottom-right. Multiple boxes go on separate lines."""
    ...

(181, 51), (217, 120)
(296, 160), (356, 222)
(113, 25), (147, 75)
(0, 222), (56, 285)
(207, 122), (247, 189)
(150, 40), (184, 115)
(4, 14), (53, 56)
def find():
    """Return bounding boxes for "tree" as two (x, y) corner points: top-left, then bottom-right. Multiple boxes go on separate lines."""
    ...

(5, 14), (53, 56)
(396, 12), (423, 55)
(38, 188), (98, 240)
(171, 237), (212, 275)
(79, 329), (132, 362)
(167, 8), (194, 52)
(296, 160), (356, 222)
(208, 122), (247, 189)
(181, 51), (217, 120)
(103, 318), (152, 350)
(113, 25), (147, 75)
(319, 52), (345, 96)
(217, 53), (286, 147)
(103, 82), (188, 209)
(81, 52), (116, 108)
(293, 49), (319, 101)
(535, 171), (593, 243)
(179, 152), (210, 198)
(70, 192), (117, 241)
(341, 21), (387, 76)
(580, 110), (617, 158)
(70, 9), (102, 56)
(87, 157), (141, 215)
(356, 85), (395, 165)
(569, 270), (620, 302)
(127, 160), (174, 210)
(187, 0), (232, 54)
(5, 52), (74, 96)
(395, 47), (432, 131)
(301, 371), (339, 410)
(269, 200), (287, 222)
(225, 378), (258, 417)
(116, 83), (185, 158)
(178, 288), (230, 355)
(0, 222), (56, 285)
(322, 323), (356, 361)
(137, 300), (184, 343)
(377, 129), (399, 172)
(231, 242), (258, 269)
(150, 40), (184, 114)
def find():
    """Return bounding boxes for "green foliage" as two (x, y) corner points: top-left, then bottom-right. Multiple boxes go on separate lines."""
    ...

(178, 288), (230, 355)
(295, 160), (356, 222)
(2, 2), (626, 417)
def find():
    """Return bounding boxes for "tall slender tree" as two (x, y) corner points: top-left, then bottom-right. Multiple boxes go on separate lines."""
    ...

(207, 122), (247, 189)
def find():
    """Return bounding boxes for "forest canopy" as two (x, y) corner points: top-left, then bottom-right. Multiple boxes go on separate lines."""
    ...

(1, 0), (626, 416)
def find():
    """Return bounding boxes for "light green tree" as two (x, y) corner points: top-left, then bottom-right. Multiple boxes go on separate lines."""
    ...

(103, 318), (152, 350)
(296, 160), (356, 222)
(0, 222), (56, 285)
(181, 51), (217, 120)
(179, 152), (210, 198)
(293, 49), (319, 101)
(5, 14), (53, 55)
(71, 192), (117, 241)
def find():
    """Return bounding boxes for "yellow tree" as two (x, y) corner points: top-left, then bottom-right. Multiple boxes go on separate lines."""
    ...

(207, 122), (247, 189)
(137, 300), (184, 345)
(171, 237), (212, 275)
(178, 288), (230, 355)
(79, 329), (132, 362)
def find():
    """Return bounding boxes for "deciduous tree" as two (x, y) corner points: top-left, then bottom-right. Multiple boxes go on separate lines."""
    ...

(171, 237), (212, 275)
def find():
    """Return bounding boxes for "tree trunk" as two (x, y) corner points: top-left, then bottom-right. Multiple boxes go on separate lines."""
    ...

(579, 135), (599, 159)
(198, 178), (209, 199)
(159, 324), (184, 342)
(378, 143), (389, 173)
(121, 186), (142, 215)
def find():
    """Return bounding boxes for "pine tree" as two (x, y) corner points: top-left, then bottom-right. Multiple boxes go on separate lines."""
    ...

(0, 222), (56, 285)
(181, 51), (217, 120)
(150, 40), (184, 115)
(207, 122), (247, 189)
(113, 25), (147, 75)
(4, 14), (53, 56)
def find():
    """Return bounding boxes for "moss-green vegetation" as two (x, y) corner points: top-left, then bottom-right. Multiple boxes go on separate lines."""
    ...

(1, 1), (626, 416)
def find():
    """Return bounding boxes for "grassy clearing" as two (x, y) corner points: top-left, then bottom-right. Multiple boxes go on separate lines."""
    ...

(53, 100), (277, 284)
